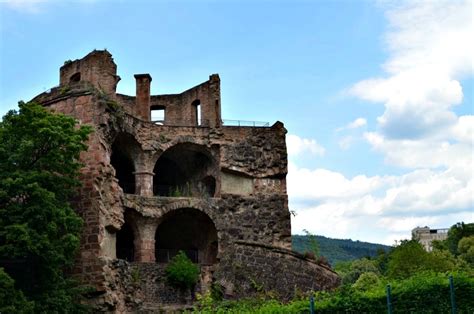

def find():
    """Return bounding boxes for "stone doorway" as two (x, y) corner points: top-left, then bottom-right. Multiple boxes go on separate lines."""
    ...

(155, 208), (218, 265)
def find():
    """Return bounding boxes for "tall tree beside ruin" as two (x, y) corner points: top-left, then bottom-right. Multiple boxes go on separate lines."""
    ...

(0, 102), (91, 312)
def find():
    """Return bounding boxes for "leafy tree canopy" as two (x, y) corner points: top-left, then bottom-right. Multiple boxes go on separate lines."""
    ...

(336, 258), (379, 285)
(446, 222), (474, 255)
(0, 102), (91, 312)
(458, 235), (474, 266)
(387, 240), (458, 279)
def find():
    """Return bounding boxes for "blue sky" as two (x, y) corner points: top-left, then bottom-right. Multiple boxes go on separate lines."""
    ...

(1, 0), (472, 244)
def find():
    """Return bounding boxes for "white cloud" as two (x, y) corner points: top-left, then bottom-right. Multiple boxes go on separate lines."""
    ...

(286, 134), (325, 157)
(347, 117), (367, 129)
(1, 0), (46, 13)
(451, 115), (474, 144)
(336, 117), (367, 132)
(350, 0), (473, 140)
(288, 162), (391, 201)
(363, 131), (473, 169)
(336, 118), (367, 149)
(289, 161), (474, 244)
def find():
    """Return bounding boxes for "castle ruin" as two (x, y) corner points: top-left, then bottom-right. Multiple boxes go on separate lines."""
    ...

(32, 50), (340, 312)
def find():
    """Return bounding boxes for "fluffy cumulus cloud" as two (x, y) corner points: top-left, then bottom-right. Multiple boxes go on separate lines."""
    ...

(289, 161), (474, 244)
(350, 0), (473, 140)
(286, 134), (325, 157)
(290, 0), (473, 244)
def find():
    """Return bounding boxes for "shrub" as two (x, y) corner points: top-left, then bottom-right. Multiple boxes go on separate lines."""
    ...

(352, 271), (381, 291)
(165, 251), (199, 290)
(0, 268), (33, 313)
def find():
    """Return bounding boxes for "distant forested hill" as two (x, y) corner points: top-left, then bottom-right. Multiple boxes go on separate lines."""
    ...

(292, 235), (392, 266)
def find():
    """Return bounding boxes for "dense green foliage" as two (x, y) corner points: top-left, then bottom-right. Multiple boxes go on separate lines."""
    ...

(335, 257), (380, 285)
(458, 236), (474, 265)
(0, 102), (91, 312)
(292, 234), (391, 265)
(446, 222), (474, 255)
(0, 268), (33, 313)
(165, 251), (200, 290)
(192, 273), (474, 313)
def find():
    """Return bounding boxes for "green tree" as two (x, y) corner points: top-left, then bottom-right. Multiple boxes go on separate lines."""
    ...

(387, 240), (429, 279)
(446, 222), (474, 255)
(337, 258), (380, 285)
(0, 268), (33, 313)
(0, 102), (91, 312)
(387, 240), (458, 279)
(374, 247), (390, 275)
(303, 229), (320, 258)
(458, 236), (474, 265)
(351, 271), (381, 291)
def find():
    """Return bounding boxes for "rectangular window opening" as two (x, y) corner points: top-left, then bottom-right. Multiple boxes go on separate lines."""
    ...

(151, 108), (165, 125)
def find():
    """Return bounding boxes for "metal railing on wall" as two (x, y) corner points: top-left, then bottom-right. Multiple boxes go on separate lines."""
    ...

(222, 119), (270, 127)
(149, 119), (270, 127)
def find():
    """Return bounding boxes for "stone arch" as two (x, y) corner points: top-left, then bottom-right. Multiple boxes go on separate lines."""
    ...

(153, 142), (217, 197)
(155, 207), (218, 265)
(110, 132), (141, 194)
(116, 214), (139, 262)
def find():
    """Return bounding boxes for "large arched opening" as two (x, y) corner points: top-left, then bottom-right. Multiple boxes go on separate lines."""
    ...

(116, 222), (135, 262)
(110, 133), (138, 194)
(153, 143), (216, 197)
(155, 208), (218, 265)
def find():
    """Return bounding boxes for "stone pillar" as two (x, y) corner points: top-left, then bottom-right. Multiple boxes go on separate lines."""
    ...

(134, 73), (152, 121)
(135, 220), (157, 262)
(209, 73), (221, 128)
(134, 171), (154, 196)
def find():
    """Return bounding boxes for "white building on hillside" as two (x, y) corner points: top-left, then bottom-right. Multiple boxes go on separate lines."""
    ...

(412, 226), (449, 251)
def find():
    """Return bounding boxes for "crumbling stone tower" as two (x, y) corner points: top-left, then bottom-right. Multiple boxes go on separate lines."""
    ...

(33, 50), (339, 312)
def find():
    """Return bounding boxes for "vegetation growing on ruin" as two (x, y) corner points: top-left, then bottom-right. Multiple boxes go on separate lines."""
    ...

(0, 102), (92, 312)
(165, 250), (200, 290)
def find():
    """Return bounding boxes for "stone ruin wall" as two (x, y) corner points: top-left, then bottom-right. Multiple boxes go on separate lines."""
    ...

(32, 50), (340, 312)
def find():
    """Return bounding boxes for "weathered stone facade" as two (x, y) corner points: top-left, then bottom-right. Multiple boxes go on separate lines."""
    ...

(32, 50), (340, 312)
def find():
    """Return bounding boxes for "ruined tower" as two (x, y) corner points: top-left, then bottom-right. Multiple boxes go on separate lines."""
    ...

(32, 50), (339, 312)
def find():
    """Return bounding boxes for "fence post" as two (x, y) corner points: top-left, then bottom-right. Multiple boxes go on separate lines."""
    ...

(310, 295), (315, 314)
(449, 275), (456, 314)
(386, 284), (392, 314)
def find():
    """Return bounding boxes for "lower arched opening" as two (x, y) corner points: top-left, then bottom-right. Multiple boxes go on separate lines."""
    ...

(155, 208), (218, 265)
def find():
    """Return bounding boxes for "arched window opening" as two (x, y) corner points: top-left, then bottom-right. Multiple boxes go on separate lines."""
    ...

(116, 223), (135, 262)
(111, 135), (136, 194)
(151, 105), (165, 125)
(192, 99), (201, 126)
(201, 176), (216, 197)
(153, 143), (216, 197)
(155, 208), (218, 265)
(70, 72), (81, 83)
